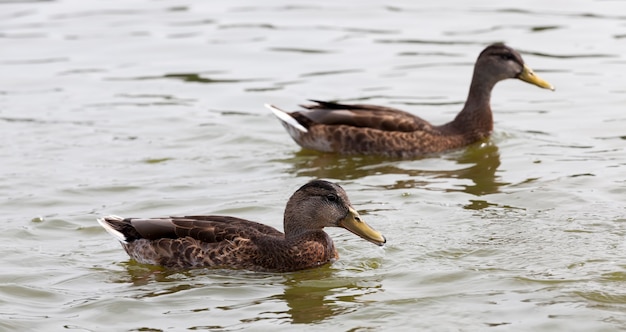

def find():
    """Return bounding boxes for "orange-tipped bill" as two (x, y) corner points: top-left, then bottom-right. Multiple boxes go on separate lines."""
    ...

(338, 207), (386, 246)
(518, 64), (554, 91)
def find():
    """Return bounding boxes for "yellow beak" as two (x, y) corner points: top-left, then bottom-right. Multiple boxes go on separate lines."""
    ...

(338, 207), (386, 246)
(518, 64), (555, 91)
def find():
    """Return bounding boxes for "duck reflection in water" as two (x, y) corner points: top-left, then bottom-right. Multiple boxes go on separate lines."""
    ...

(274, 268), (383, 324)
(280, 139), (506, 198)
(114, 262), (382, 325)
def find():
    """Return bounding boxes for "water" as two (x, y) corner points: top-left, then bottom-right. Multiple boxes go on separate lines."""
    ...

(1, 0), (625, 331)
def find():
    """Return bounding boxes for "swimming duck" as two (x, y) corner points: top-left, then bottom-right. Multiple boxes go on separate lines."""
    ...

(267, 43), (554, 158)
(97, 180), (386, 272)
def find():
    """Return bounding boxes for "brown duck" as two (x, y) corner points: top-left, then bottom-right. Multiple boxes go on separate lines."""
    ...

(97, 180), (386, 272)
(267, 43), (554, 158)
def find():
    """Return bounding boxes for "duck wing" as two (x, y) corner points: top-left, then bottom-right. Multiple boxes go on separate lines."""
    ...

(171, 215), (284, 241)
(300, 100), (430, 132)
(98, 215), (288, 269)
(99, 215), (283, 244)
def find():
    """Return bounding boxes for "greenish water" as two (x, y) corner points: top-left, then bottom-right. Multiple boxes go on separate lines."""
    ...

(1, 1), (624, 331)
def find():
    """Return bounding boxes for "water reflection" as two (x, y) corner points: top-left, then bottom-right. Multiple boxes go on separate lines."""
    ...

(112, 262), (381, 325)
(275, 268), (382, 324)
(113, 261), (187, 289)
(452, 141), (508, 196)
(121, 72), (265, 84)
(281, 140), (507, 196)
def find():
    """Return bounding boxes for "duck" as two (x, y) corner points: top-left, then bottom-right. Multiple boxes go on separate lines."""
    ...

(97, 180), (386, 272)
(266, 43), (554, 158)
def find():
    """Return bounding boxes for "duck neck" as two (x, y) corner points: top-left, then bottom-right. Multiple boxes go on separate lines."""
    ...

(447, 68), (495, 137)
(283, 219), (301, 238)
(283, 212), (318, 240)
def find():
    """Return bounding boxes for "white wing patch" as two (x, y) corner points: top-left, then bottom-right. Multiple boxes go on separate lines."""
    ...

(265, 104), (308, 133)
(97, 215), (129, 244)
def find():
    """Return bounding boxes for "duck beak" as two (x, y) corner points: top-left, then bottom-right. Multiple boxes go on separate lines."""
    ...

(518, 64), (555, 91)
(338, 207), (386, 246)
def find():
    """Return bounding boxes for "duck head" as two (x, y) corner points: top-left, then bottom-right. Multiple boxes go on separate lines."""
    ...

(476, 43), (554, 90)
(284, 180), (386, 246)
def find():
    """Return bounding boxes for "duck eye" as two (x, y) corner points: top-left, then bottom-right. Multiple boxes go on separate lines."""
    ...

(326, 194), (338, 202)
(500, 53), (513, 61)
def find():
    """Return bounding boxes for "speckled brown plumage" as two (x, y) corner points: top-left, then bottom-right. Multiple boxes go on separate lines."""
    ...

(268, 43), (554, 158)
(98, 180), (386, 272)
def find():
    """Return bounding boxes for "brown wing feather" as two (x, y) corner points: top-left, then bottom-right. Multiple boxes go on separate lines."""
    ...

(300, 100), (431, 132)
(129, 218), (178, 240)
(178, 215), (283, 237)
(127, 216), (283, 243)
(120, 216), (285, 269)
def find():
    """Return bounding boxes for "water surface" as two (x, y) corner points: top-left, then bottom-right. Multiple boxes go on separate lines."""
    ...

(1, 0), (625, 331)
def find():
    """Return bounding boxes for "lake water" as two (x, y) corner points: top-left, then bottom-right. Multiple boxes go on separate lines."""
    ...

(1, 0), (625, 331)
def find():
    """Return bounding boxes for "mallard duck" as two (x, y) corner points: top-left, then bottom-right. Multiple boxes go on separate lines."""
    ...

(97, 180), (386, 272)
(266, 43), (554, 158)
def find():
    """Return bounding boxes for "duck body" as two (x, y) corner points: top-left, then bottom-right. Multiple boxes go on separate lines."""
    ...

(268, 43), (554, 158)
(98, 180), (385, 272)
(272, 100), (475, 158)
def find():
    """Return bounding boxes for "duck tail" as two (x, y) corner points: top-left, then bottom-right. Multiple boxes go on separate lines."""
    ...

(97, 215), (131, 244)
(265, 104), (309, 133)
